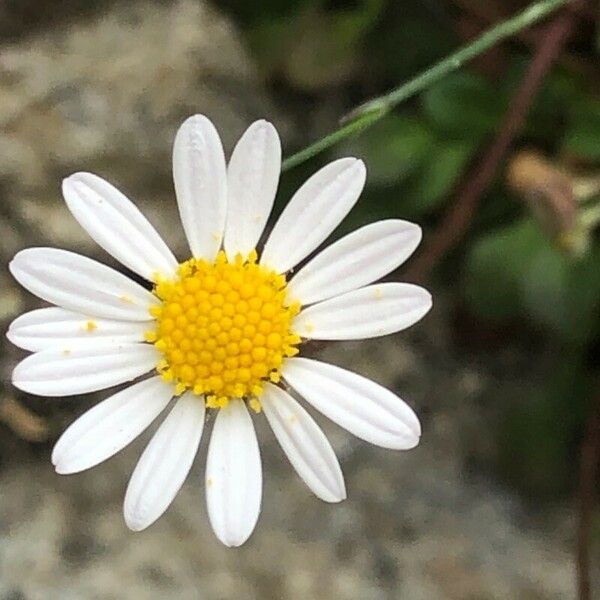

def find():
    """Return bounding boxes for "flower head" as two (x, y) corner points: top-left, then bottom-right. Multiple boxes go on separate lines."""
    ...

(7, 115), (431, 546)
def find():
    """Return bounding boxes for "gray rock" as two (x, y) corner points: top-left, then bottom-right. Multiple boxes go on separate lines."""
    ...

(0, 314), (583, 600)
(0, 0), (286, 258)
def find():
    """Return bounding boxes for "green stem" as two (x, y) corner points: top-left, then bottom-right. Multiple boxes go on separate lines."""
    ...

(282, 0), (572, 172)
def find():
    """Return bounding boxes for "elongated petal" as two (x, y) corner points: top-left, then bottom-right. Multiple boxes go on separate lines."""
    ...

(287, 220), (422, 305)
(173, 115), (228, 261)
(262, 383), (345, 503)
(12, 343), (159, 397)
(206, 400), (262, 547)
(124, 392), (205, 531)
(283, 357), (421, 449)
(224, 120), (281, 261)
(260, 158), (366, 273)
(63, 172), (178, 281)
(52, 376), (173, 474)
(7, 307), (147, 352)
(293, 283), (432, 340)
(9, 248), (158, 321)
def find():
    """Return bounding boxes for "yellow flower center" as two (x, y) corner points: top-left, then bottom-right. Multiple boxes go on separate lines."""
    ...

(146, 250), (301, 411)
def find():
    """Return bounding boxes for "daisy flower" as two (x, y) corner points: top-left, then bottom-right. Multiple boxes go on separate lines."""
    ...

(7, 115), (432, 546)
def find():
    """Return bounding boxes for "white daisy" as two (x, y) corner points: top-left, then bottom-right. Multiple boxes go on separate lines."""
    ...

(7, 115), (432, 547)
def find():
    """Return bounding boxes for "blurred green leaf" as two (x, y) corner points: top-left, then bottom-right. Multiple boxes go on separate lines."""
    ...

(498, 355), (590, 497)
(331, 0), (384, 45)
(465, 219), (541, 321)
(422, 72), (506, 139)
(406, 140), (476, 213)
(353, 115), (434, 185)
(522, 242), (600, 344)
(520, 245), (570, 332)
(562, 97), (600, 161)
(466, 218), (600, 343)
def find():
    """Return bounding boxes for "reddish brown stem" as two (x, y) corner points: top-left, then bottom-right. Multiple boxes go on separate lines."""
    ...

(404, 6), (579, 282)
(577, 388), (600, 600)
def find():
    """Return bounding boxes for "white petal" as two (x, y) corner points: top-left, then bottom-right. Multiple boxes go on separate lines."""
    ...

(283, 357), (421, 449)
(173, 115), (228, 261)
(9, 248), (158, 321)
(63, 172), (178, 281)
(7, 307), (147, 352)
(12, 343), (159, 397)
(52, 376), (173, 474)
(124, 392), (205, 531)
(293, 283), (432, 340)
(260, 158), (366, 273)
(224, 120), (281, 261)
(206, 400), (262, 547)
(262, 383), (345, 503)
(287, 220), (422, 305)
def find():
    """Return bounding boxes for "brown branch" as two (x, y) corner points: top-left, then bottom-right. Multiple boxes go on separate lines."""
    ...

(404, 4), (580, 282)
(577, 386), (600, 600)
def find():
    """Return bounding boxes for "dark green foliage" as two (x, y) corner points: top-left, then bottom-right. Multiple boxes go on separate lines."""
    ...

(498, 356), (591, 497)
(225, 0), (600, 499)
(563, 97), (600, 161)
(422, 72), (507, 138)
(466, 220), (600, 344)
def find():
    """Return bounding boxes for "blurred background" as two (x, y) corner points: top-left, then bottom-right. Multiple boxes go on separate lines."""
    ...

(0, 0), (599, 598)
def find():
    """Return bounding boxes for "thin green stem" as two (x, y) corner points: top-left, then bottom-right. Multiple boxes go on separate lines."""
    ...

(281, 107), (386, 172)
(282, 0), (572, 172)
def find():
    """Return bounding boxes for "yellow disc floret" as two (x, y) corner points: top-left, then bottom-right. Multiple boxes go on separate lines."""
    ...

(147, 250), (301, 411)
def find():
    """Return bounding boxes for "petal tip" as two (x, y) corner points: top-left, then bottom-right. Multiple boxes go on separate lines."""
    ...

(180, 113), (216, 133)
(54, 462), (72, 475)
(422, 290), (434, 312)
(396, 423), (421, 449)
(322, 486), (347, 503)
(413, 419), (423, 439)
(62, 171), (96, 191)
(252, 118), (276, 131)
(352, 157), (366, 173)
(356, 161), (367, 181)
(217, 530), (252, 548)
(8, 255), (20, 276)
(125, 519), (146, 533)
(406, 432), (421, 450)
(186, 113), (208, 123)
(246, 119), (281, 151)
(403, 219), (423, 240)
(62, 172), (78, 185)
(10, 377), (27, 394)
(50, 445), (61, 466)
(340, 157), (366, 187)
(123, 508), (149, 532)
(410, 285), (433, 315)
(61, 176), (77, 200)
(53, 455), (85, 475)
